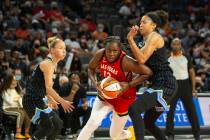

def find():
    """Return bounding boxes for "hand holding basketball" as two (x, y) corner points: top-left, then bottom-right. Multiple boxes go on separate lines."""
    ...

(96, 81), (105, 99)
(117, 82), (130, 97)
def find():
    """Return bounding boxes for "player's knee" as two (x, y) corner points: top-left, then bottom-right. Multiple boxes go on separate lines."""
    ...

(110, 130), (120, 140)
(110, 132), (118, 139)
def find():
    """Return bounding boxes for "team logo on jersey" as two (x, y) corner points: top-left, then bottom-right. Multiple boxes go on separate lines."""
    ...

(100, 64), (118, 76)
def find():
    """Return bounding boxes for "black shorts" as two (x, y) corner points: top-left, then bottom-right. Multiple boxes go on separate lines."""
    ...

(22, 94), (48, 119)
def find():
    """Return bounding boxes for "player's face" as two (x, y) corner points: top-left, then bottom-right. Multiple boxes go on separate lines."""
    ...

(52, 40), (66, 60)
(139, 16), (156, 35)
(105, 42), (121, 62)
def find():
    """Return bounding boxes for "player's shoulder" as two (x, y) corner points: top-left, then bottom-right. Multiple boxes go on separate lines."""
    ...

(150, 31), (164, 41)
(148, 32), (164, 49)
(40, 59), (53, 71)
(40, 59), (53, 66)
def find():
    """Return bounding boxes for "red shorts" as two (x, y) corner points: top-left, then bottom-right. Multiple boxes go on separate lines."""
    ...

(99, 89), (136, 116)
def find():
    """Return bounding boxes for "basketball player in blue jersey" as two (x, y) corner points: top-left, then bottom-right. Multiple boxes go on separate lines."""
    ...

(127, 10), (178, 140)
(22, 36), (74, 140)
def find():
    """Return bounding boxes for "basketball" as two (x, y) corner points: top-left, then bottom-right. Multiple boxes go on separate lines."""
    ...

(100, 77), (121, 99)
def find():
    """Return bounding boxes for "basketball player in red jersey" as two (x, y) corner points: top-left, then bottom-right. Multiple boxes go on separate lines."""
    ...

(77, 36), (153, 140)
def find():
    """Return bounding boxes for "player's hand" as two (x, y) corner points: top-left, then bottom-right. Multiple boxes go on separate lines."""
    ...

(60, 99), (74, 113)
(48, 98), (59, 110)
(96, 82), (105, 99)
(127, 25), (139, 40)
(47, 95), (59, 110)
(192, 90), (198, 98)
(119, 82), (129, 92)
(95, 81), (102, 92)
(118, 82), (129, 97)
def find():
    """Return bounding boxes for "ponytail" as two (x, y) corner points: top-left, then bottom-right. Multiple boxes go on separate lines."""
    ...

(146, 10), (168, 28)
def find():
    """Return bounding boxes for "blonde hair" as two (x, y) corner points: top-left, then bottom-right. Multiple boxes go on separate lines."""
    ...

(47, 36), (61, 48)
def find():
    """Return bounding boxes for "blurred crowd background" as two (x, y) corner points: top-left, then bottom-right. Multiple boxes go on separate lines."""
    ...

(0, 0), (209, 138)
(0, 0), (210, 92)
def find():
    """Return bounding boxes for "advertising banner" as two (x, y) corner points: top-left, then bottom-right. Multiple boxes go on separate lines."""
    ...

(86, 96), (207, 128)
(198, 97), (210, 126)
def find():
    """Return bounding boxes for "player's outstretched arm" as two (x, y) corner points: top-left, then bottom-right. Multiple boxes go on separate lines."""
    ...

(40, 60), (74, 113)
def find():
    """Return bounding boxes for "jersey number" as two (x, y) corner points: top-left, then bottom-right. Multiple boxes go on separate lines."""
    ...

(104, 71), (111, 77)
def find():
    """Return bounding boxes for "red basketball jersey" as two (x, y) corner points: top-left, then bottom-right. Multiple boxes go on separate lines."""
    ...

(99, 51), (136, 115)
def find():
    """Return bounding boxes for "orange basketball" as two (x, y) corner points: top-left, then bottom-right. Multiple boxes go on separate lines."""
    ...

(100, 77), (121, 99)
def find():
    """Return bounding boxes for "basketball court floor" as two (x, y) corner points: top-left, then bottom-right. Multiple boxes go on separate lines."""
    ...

(57, 135), (210, 140)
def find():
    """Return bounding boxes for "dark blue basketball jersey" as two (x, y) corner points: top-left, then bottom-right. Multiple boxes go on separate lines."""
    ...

(26, 57), (55, 98)
(138, 41), (177, 96)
